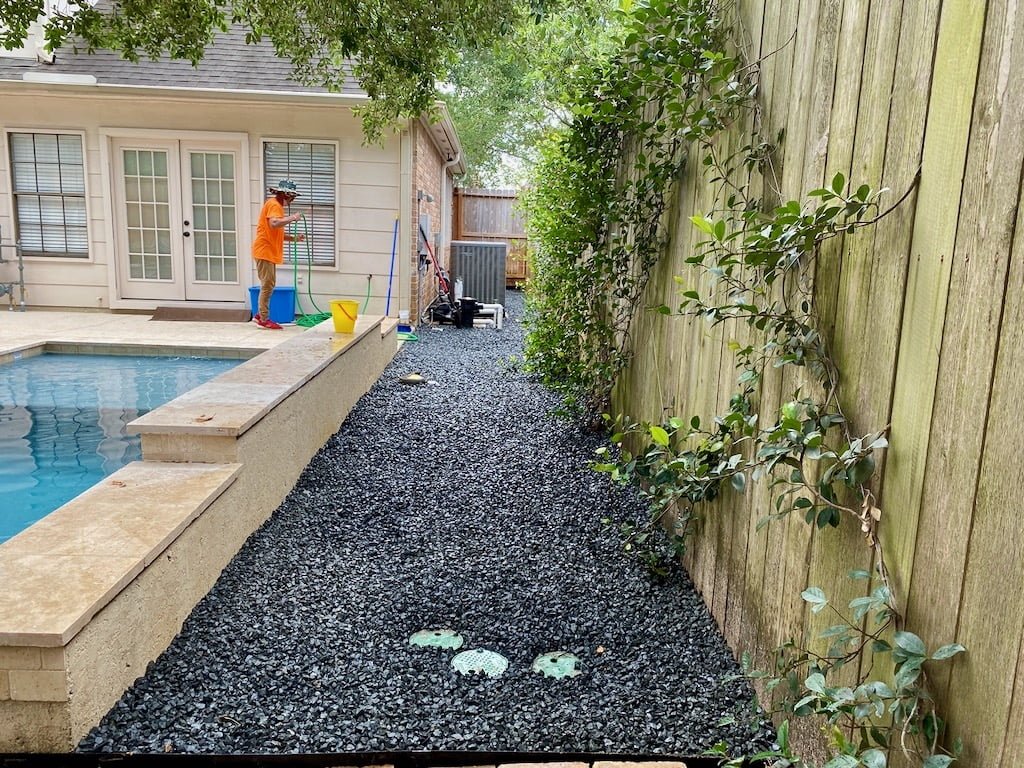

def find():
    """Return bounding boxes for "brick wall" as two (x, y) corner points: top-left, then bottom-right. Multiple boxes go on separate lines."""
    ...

(411, 122), (447, 322)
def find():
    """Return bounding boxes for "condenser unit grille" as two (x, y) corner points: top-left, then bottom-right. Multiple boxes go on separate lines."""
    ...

(451, 241), (507, 306)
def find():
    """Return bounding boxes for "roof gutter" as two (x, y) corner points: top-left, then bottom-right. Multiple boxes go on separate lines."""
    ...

(0, 76), (372, 104)
(420, 102), (465, 175)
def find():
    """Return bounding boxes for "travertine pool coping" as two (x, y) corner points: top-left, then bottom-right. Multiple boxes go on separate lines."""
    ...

(0, 462), (242, 647)
(0, 313), (398, 750)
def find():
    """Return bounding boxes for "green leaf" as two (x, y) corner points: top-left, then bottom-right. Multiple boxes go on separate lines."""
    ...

(690, 215), (715, 235)
(895, 660), (922, 688)
(831, 171), (846, 194)
(649, 425), (670, 446)
(819, 624), (850, 639)
(713, 219), (727, 242)
(922, 756), (954, 768)
(894, 631), (927, 657)
(805, 671), (827, 694)
(870, 727), (889, 747)
(801, 587), (828, 613)
(731, 472), (746, 493)
(848, 569), (872, 580)
(777, 719), (790, 751)
(690, 415), (701, 429)
(932, 643), (966, 660)
(848, 455), (875, 486)
(861, 748), (887, 768)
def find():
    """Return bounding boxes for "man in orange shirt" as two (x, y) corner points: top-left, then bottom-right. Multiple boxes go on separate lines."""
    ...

(252, 179), (305, 329)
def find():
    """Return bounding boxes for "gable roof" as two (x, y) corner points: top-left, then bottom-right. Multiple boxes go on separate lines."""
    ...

(0, 9), (362, 96)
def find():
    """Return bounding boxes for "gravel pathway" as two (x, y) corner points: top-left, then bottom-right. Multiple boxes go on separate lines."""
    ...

(79, 292), (774, 757)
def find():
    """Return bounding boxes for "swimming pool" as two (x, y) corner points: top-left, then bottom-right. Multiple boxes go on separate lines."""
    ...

(0, 353), (241, 543)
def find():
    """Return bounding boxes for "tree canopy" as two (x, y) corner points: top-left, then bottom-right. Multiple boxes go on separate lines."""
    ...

(444, 0), (620, 185)
(0, 0), (527, 139)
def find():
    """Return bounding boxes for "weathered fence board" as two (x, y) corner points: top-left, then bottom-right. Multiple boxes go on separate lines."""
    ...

(604, 0), (1024, 762)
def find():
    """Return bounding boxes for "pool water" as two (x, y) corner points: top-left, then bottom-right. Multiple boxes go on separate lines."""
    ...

(0, 353), (241, 543)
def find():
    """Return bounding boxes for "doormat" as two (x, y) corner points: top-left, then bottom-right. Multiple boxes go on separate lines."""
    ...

(150, 306), (252, 322)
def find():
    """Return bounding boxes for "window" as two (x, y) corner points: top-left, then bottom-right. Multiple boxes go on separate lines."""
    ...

(8, 132), (88, 258)
(262, 141), (336, 267)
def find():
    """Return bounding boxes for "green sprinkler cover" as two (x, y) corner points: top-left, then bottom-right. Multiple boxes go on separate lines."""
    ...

(451, 648), (509, 677)
(531, 651), (582, 679)
(409, 629), (465, 650)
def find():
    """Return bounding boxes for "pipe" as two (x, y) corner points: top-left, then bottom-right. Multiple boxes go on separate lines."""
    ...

(0, 229), (27, 311)
(385, 216), (398, 315)
(476, 303), (504, 330)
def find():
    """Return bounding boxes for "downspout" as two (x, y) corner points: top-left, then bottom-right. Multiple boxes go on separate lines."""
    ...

(441, 150), (462, 286)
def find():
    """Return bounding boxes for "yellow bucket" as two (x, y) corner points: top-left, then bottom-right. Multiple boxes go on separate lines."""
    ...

(330, 299), (359, 333)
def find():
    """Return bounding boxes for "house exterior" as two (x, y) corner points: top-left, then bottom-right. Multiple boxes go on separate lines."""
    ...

(0, 16), (464, 322)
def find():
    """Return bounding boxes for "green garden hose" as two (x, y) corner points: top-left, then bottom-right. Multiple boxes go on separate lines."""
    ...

(290, 215), (331, 327)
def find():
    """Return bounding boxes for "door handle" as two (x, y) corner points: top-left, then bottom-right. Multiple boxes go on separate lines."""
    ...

(183, 232), (191, 237)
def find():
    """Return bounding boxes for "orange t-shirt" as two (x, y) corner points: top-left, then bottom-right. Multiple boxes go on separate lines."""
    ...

(252, 197), (285, 264)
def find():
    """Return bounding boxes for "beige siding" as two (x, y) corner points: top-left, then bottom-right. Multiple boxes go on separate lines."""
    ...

(0, 88), (408, 316)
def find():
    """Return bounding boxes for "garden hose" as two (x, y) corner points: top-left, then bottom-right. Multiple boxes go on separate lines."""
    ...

(290, 215), (331, 327)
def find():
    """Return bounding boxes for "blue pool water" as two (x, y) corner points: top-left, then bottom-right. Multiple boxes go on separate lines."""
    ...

(0, 353), (241, 543)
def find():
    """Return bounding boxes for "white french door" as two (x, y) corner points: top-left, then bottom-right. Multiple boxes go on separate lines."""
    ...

(113, 138), (244, 303)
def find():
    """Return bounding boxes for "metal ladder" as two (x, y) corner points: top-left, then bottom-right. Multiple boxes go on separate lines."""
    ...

(0, 225), (27, 311)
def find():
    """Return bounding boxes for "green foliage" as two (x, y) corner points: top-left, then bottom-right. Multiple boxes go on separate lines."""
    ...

(519, 1), (963, 765)
(734, 578), (965, 768)
(445, 0), (622, 185)
(521, 0), (756, 418)
(0, 0), (524, 140)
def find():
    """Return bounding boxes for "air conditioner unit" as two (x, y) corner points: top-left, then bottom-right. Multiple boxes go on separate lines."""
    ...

(450, 241), (507, 306)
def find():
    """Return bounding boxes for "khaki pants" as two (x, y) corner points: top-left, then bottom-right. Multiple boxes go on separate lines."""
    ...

(255, 258), (277, 320)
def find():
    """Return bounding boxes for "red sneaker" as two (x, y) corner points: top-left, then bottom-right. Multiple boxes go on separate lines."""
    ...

(260, 318), (283, 330)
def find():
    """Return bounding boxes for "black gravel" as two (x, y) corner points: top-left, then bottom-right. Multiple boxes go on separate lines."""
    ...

(78, 292), (774, 757)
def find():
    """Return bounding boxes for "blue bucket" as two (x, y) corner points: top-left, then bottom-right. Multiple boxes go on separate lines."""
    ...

(248, 286), (295, 324)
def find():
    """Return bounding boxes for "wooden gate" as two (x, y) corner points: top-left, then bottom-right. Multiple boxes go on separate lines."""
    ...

(453, 188), (528, 285)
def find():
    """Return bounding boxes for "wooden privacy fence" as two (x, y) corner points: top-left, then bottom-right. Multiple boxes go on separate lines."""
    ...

(453, 187), (529, 285)
(614, 0), (1024, 764)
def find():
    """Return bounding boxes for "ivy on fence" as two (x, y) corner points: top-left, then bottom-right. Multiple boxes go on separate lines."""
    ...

(522, 1), (963, 766)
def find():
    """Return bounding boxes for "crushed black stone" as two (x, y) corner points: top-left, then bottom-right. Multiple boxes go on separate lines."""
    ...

(78, 292), (775, 756)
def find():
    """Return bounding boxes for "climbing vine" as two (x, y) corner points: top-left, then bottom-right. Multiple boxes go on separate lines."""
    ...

(520, 0), (756, 421)
(524, 0), (964, 766)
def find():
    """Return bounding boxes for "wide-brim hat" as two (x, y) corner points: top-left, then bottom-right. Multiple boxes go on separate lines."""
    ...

(269, 179), (300, 197)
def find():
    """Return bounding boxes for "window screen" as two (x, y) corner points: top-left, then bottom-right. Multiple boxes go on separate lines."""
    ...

(9, 132), (88, 257)
(263, 141), (336, 267)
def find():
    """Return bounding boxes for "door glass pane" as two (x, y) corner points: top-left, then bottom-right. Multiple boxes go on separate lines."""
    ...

(122, 148), (172, 281)
(189, 151), (236, 284)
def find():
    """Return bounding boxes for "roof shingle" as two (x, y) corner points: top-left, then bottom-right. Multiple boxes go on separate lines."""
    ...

(0, 9), (362, 95)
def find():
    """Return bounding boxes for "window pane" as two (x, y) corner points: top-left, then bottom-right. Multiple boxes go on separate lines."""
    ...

(64, 197), (86, 227)
(9, 133), (88, 256)
(61, 163), (85, 194)
(32, 134), (58, 163)
(195, 257), (209, 281)
(58, 134), (83, 163)
(263, 140), (336, 266)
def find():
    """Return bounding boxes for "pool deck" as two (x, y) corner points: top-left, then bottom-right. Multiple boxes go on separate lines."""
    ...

(0, 308), (307, 357)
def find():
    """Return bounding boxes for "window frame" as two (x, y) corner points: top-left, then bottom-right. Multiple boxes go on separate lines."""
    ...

(5, 128), (92, 260)
(260, 138), (340, 269)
